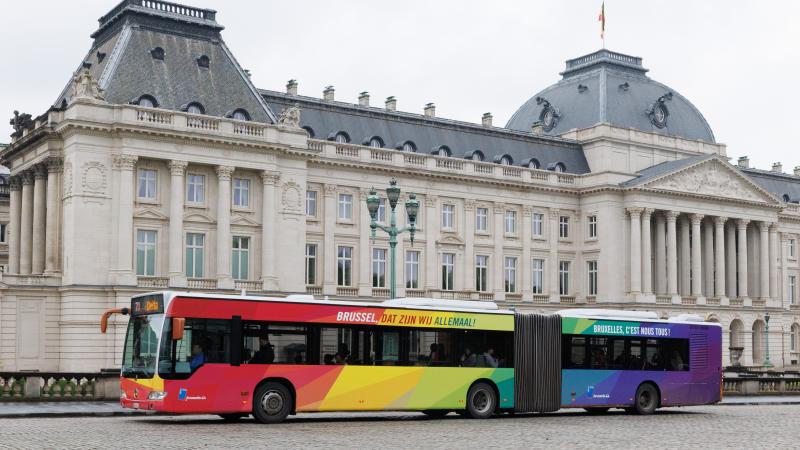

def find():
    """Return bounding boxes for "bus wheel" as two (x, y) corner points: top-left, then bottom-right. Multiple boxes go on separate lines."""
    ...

(421, 410), (449, 418)
(219, 413), (246, 421)
(633, 383), (659, 415)
(584, 407), (610, 414)
(466, 382), (496, 419)
(253, 382), (293, 424)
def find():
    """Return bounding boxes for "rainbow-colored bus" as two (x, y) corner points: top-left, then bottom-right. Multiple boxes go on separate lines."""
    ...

(101, 292), (721, 423)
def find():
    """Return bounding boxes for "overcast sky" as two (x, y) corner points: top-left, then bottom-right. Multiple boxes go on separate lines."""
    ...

(2, 0), (799, 171)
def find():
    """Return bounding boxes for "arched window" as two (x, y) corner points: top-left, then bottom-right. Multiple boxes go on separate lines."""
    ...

(137, 95), (158, 108)
(752, 320), (766, 365)
(435, 146), (451, 157)
(335, 132), (350, 144)
(465, 150), (484, 161)
(302, 126), (315, 138)
(401, 141), (416, 152)
(231, 109), (250, 121)
(368, 137), (384, 148)
(729, 319), (744, 365)
(554, 162), (566, 173)
(186, 102), (205, 115)
(498, 155), (513, 166)
(791, 323), (800, 353)
(526, 158), (540, 169)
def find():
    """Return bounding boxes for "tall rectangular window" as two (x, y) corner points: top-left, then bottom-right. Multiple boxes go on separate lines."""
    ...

(372, 248), (387, 288)
(185, 233), (204, 278)
(405, 251), (420, 289)
(305, 244), (317, 285)
(441, 253), (455, 291)
(233, 178), (250, 207)
(532, 258), (544, 294)
(137, 169), (157, 199)
(476, 207), (488, 232)
(559, 216), (570, 238)
(186, 174), (205, 203)
(337, 246), (353, 286)
(588, 215), (597, 239)
(338, 194), (353, 220)
(135, 230), (157, 276)
(504, 210), (517, 234)
(0, 223), (6, 243)
(790, 275), (797, 305)
(587, 260), (598, 296)
(559, 261), (570, 295)
(442, 204), (455, 229)
(532, 213), (544, 237)
(504, 257), (517, 293)
(232, 236), (250, 280)
(475, 255), (489, 292)
(377, 198), (386, 223)
(306, 190), (317, 217)
(791, 239), (797, 258)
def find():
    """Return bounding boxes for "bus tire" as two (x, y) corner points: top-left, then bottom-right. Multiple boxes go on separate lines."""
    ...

(421, 409), (449, 418)
(253, 382), (293, 424)
(633, 383), (659, 415)
(466, 382), (497, 419)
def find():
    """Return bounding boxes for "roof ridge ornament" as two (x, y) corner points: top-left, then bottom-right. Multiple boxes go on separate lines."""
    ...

(536, 96), (561, 132)
(646, 92), (672, 128)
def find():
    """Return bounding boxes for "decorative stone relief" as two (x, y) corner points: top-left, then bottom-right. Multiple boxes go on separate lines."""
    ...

(646, 161), (767, 203)
(81, 161), (107, 194)
(277, 103), (301, 128)
(281, 181), (303, 213)
(69, 67), (105, 103)
(62, 162), (73, 196)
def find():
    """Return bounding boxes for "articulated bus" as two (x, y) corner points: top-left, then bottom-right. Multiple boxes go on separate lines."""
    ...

(101, 292), (722, 423)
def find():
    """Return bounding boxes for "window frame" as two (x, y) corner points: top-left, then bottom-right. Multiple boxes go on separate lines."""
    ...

(185, 232), (205, 278)
(305, 244), (317, 286)
(337, 246), (353, 287)
(405, 250), (420, 289)
(137, 168), (158, 201)
(532, 258), (544, 294)
(587, 215), (598, 239)
(559, 215), (570, 239)
(532, 212), (544, 238)
(504, 256), (517, 293)
(475, 255), (489, 292)
(441, 253), (455, 291)
(441, 204), (455, 230)
(135, 229), (157, 276)
(232, 236), (251, 280)
(306, 190), (318, 218)
(337, 193), (354, 221)
(186, 173), (205, 205)
(232, 177), (251, 209)
(476, 207), (488, 233)
(587, 260), (598, 296)
(504, 210), (517, 235)
(559, 260), (570, 295)
(372, 248), (387, 288)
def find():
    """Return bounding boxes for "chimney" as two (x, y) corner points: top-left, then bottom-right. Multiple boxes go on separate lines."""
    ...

(772, 162), (783, 173)
(737, 156), (749, 168)
(358, 91), (370, 107)
(424, 102), (435, 117)
(482, 112), (493, 127)
(385, 96), (396, 111)
(286, 79), (298, 95)
(323, 85), (335, 101)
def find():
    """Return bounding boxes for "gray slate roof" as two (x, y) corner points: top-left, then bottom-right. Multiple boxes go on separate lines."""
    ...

(262, 91), (591, 174)
(740, 167), (800, 203)
(506, 50), (716, 143)
(621, 154), (713, 187)
(53, 0), (275, 123)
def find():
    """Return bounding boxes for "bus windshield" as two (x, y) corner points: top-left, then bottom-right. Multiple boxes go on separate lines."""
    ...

(121, 314), (164, 378)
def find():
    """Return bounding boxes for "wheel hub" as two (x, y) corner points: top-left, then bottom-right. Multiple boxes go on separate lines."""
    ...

(261, 391), (284, 415)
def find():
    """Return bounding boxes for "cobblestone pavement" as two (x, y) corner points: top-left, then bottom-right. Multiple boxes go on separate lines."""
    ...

(0, 405), (796, 449)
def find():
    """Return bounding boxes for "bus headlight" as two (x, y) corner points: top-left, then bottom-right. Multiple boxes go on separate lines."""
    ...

(148, 391), (168, 400)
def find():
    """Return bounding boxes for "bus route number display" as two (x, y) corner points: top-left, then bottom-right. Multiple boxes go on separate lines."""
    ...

(131, 295), (164, 315)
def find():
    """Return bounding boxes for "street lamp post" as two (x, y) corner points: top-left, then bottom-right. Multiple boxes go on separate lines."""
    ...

(366, 178), (419, 299)
(764, 312), (773, 368)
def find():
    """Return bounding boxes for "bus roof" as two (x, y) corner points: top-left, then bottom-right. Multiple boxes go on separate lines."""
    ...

(557, 308), (722, 327)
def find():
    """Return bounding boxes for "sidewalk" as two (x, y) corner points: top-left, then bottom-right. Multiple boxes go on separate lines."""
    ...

(1, 396), (799, 419)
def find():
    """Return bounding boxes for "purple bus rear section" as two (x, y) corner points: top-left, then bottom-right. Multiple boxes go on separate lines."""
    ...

(559, 317), (722, 408)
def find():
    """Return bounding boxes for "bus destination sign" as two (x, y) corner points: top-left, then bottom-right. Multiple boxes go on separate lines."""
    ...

(131, 295), (164, 316)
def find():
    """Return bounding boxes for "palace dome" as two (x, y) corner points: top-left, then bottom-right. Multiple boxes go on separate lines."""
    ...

(506, 49), (715, 143)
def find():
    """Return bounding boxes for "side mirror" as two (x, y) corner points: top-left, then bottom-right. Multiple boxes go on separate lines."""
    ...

(172, 317), (185, 340)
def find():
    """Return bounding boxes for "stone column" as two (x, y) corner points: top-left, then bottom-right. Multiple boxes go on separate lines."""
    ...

(168, 160), (188, 287)
(464, 200), (476, 294)
(641, 208), (653, 295)
(628, 207), (643, 295)
(44, 158), (62, 274)
(31, 165), (47, 274)
(216, 165), (235, 290)
(548, 208), (560, 301)
(726, 223), (737, 298)
(358, 190), (371, 296)
(737, 219), (750, 299)
(424, 195), (438, 292)
(714, 217), (727, 299)
(493, 203), (506, 300)
(521, 206), (533, 300)
(322, 185), (337, 295)
(113, 154), (138, 285)
(655, 213), (666, 294)
(19, 171), (34, 275)
(666, 211), (678, 296)
(261, 171), (280, 291)
(703, 220), (714, 297)
(8, 177), (22, 274)
(759, 222), (770, 300)
(769, 224), (779, 301)
(690, 214), (703, 297)
(679, 215), (691, 296)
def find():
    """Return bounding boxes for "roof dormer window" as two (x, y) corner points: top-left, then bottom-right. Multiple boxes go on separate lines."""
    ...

(550, 162), (566, 173)
(302, 126), (315, 138)
(525, 158), (540, 169)
(400, 141), (416, 152)
(367, 136), (384, 148)
(334, 132), (350, 144)
(136, 95), (158, 108)
(230, 109), (250, 121)
(185, 102), (205, 115)
(468, 150), (484, 161)
(197, 55), (210, 68)
(150, 47), (165, 61)
(434, 146), (451, 157)
(498, 155), (513, 165)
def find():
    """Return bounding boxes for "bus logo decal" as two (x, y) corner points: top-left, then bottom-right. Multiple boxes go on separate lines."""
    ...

(178, 388), (187, 400)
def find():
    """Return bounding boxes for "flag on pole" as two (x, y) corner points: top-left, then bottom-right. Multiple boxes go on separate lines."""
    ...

(598, 2), (606, 41)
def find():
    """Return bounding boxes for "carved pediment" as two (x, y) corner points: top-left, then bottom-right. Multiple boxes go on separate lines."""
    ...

(437, 234), (465, 247)
(231, 214), (260, 227)
(184, 211), (214, 223)
(639, 159), (778, 204)
(133, 207), (168, 221)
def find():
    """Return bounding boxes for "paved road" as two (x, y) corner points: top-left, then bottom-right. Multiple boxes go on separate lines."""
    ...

(0, 405), (795, 449)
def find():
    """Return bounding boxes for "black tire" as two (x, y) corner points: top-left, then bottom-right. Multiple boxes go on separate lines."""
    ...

(584, 407), (611, 414)
(421, 409), (449, 418)
(466, 382), (497, 419)
(219, 413), (246, 421)
(252, 382), (293, 424)
(633, 383), (659, 415)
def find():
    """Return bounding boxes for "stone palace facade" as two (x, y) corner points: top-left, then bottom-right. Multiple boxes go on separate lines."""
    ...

(2, 0), (800, 372)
